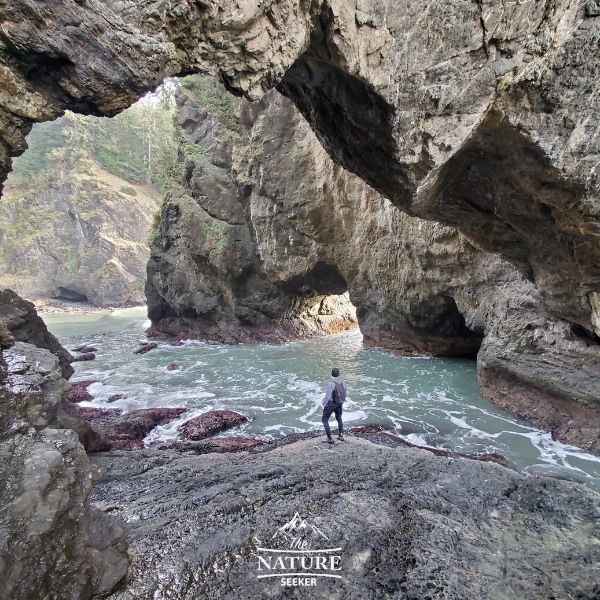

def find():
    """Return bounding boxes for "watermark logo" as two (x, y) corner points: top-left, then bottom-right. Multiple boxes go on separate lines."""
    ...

(254, 512), (343, 587)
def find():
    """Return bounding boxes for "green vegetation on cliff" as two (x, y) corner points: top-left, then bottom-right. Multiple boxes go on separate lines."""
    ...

(9, 82), (179, 193)
(0, 85), (176, 306)
(180, 76), (238, 131)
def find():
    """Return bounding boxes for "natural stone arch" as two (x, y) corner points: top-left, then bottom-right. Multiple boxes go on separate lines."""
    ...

(2, 0), (598, 337)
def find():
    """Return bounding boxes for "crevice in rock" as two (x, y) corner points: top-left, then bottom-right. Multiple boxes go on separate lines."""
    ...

(570, 323), (600, 346)
(281, 261), (347, 296)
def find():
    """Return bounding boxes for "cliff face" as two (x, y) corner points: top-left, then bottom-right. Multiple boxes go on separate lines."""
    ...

(1, 1), (597, 331)
(147, 84), (600, 452)
(0, 155), (162, 307)
(146, 81), (357, 342)
(0, 292), (129, 599)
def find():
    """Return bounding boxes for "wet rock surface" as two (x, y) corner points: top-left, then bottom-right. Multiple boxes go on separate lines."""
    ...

(179, 410), (249, 441)
(74, 407), (189, 451)
(156, 436), (267, 454)
(0, 289), (73, 378)
(91, 437), (600, 600)
(67, 380), (96, 403)
(0, 338), (128, 599)
(72, 351), (96, 362)
(133, 342), (158, 355)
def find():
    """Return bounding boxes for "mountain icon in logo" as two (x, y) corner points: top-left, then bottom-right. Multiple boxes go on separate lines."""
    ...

(271, 512), (329, 543)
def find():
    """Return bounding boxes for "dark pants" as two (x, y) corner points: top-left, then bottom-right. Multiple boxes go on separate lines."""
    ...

(322, 404), (343, 438)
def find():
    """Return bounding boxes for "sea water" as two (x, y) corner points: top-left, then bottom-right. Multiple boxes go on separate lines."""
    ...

(42, 307), (600, 491)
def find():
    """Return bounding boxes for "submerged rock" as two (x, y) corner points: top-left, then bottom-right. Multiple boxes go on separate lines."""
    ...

(166, 363), (179, 371)
(72, 352), (96, 362)
(90, 438), (600, 600)
(107, 393), (127, 403)
(134, 342), (158, 355)
(179, 410), (248, 441)
(67, 380), (96, 403)
(75, 345), (98, 353)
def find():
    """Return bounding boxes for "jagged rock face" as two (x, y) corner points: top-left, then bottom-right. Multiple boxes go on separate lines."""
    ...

(0, 291), (128, 598)
(277, 0), (600, 334)
(0, 339), (129, 600)
(150, 84), (600, 451)
(1, 1), (598, 334)
(0, 161), (161, 307)
(146, 84), (357, 342)
(91, 439), (600, 600)
(0, 288), (73, 378)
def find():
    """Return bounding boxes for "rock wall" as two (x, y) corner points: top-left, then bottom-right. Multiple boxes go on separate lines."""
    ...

(0, 159), (162, 307)
(0, 292), (129, 599)
(146, 81), (357, 343)
(148, 83), (600, 452)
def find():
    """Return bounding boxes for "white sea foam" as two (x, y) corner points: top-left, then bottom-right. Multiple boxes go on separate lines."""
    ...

(47, 314), (600, 492)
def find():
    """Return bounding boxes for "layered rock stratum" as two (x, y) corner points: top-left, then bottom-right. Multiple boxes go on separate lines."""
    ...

(91, 437), (600, 600)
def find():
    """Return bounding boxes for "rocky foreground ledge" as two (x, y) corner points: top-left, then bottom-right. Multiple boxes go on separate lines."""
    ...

(91, 437), (600, 600)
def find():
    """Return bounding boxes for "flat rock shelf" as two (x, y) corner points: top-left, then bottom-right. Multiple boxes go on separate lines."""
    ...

(91, 437), (600, 600)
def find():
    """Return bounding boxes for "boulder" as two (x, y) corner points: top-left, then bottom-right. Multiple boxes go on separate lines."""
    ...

(179, 410), (248, 441)
(134, 342), (158, 355)
(0, 289), (73, 378)
(72, 352), (96, 362)
(82, 407), (188, 451)
(0, 339), (128, 599)
(67, 380), (96, 403)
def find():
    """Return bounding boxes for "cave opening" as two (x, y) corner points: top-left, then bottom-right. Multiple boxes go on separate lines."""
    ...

(410, 295), (484, 360)
(281, 261), (348, 297)
(54, 287), (88, 303)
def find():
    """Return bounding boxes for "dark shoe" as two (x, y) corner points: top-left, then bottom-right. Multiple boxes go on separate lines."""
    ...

(322, 438), (335, 445)
(338, 435), (344, 441)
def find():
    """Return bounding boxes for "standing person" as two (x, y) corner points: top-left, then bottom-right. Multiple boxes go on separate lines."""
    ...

(321, 368), (346, 445)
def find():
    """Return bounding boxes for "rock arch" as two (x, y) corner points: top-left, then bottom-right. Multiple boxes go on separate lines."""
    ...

(2, 1), (598, 331)
(1, 1), (600, 446)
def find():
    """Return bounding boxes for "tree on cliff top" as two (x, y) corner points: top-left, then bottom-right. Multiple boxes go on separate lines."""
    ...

(9, 81), (179, 193)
